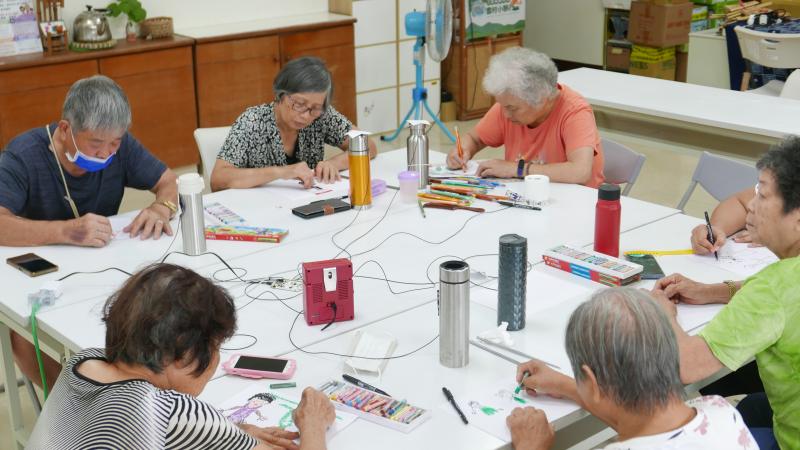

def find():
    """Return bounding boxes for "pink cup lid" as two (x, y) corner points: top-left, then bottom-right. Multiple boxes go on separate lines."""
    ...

(398, 170), (420, 181)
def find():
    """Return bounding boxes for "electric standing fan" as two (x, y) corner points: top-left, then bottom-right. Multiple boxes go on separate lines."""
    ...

(381, 0), (455, 142)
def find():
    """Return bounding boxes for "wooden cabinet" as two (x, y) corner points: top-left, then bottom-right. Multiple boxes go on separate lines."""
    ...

(443, 34), (522, 120)
(0, 37), (198, 168)
(195, 36), (281, 127)
(100, 47), (198, 167)
(192, 19), (357, 128)
(281, 25), (356, 120)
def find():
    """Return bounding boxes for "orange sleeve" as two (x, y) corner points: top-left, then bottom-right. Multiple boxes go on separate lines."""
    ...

(473, 103), (505, 148)
(561, 108), (600, 156)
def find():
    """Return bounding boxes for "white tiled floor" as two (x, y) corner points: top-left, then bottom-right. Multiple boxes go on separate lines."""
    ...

(0, 117), (755, 450)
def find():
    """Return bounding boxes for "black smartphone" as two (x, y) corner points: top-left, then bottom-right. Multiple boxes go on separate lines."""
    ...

(7, 253), (58, 277)
(625, 254), (665, 280)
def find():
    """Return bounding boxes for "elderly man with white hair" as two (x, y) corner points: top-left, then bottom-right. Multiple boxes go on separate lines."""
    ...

(447, 47), (604, 187)
(508, 288), (755, 450)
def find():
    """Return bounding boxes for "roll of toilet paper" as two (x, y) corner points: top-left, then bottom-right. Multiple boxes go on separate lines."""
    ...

(525, 174), (550, 205)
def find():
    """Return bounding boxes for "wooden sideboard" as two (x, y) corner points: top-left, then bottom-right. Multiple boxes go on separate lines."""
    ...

(191, 18), (356, 128)
(0, 37), (198, 167)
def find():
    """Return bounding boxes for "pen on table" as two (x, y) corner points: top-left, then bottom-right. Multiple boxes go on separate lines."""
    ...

(497, 200), (541, 211)
(418, 199), (426, 218)
(442, 387), (468, 425)
(704, 211), (719, 261)
(342, 374), (391, 397)
(515, 371), (530, 395)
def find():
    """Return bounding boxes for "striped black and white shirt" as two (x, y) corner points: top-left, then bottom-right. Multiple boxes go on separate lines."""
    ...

(28, 348), (257, 450)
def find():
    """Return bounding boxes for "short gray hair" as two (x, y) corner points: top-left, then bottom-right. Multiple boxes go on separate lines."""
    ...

(565, 287), (684, 415)
(62, 75), (132, 133)
(482, 47), (558, 107)
(273, 56), (332, 107)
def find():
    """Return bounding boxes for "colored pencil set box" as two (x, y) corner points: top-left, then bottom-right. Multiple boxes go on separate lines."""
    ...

(542, 245), (643, 287)
(318, 380), (430, 433)
(204, 225), (289, 243)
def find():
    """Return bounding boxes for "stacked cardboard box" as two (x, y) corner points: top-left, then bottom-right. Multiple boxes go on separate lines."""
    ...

(627, 0), (693, 80)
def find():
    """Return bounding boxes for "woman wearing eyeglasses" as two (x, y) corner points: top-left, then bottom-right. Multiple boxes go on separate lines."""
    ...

(211, 57), (377, 191)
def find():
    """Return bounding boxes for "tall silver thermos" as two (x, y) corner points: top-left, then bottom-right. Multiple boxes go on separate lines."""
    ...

(439, 260), (470, 368)
(178, 173), (206, 256)
(406, 120), (429, 189)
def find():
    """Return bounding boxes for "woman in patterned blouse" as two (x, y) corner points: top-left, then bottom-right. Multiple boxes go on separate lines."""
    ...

(211, 57), (376, 191)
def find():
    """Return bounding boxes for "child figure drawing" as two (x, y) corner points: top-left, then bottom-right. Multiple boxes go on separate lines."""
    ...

(220, 393), (275, 424)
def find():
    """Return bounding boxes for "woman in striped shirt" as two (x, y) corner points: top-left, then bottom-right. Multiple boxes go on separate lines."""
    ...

(28, 263), (334, 449)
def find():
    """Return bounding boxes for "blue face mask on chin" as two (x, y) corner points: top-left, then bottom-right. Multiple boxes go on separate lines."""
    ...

(65, 128), (115, 172)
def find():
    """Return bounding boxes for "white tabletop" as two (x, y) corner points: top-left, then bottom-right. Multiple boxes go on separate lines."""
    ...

(177, 12), (353, 40)
(558, 68), (800, 139)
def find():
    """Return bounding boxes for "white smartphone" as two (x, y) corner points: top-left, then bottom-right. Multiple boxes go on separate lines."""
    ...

(222, 354), (296, 379)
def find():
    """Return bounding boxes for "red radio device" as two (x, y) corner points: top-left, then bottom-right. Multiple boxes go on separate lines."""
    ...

(302, 258), (354, 327)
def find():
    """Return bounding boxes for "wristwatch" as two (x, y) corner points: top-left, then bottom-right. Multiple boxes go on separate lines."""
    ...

(516, 159), (526, 178)
(156, 200), (178, 219)
(723, 280), (738, 299)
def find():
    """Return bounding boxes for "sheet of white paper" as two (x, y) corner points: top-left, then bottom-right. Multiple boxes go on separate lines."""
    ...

(428, 160), (479, 178)
(692, 241), (778, 278)
(264, 179), (351, 206)
(443, 385), (577, 442)
(677, 303), (725, 333)
(110, 216), (133, 240)
(217, 385), (357, 439)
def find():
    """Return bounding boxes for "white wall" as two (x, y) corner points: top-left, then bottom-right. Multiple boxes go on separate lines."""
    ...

(523, 0), (605, 66)
(63, 0), (328, 39)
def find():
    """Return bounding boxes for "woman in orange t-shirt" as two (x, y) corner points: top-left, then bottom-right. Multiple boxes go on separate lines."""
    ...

(446, 48), (604, 188)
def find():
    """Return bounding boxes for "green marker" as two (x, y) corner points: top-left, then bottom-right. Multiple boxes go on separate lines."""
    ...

(270, 382), (297, 389)
(515, 371), (531, 394)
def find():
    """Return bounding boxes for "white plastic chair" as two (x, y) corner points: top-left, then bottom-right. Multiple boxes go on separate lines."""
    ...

(677, 151), (758, 212)
(193, 127), (231, 188)
(734, 26), (800, 96)
(601, 138), (646, 196)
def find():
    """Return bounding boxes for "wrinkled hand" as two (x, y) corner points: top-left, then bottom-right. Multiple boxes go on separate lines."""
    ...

(446, 146), (468, 170)
(652, 273), (715, 306)
(292, 387), (335, 433)
(476, 159), (517, 178)
(731, 229), (762, 248)
(690, 224), (726, 255)
(516, 360), (570, 399)
(285, 162), (315, 189)
(125, 205), (172, 240)
(63, 213), (112, 247)
(648, 287), (678, 320)
(238, 424), (299, 450)
(315, 160), (341, 184)
(506, 407), (555, 450)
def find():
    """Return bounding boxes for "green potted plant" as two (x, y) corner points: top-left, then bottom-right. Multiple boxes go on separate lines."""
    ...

(106, 0), (147, 42)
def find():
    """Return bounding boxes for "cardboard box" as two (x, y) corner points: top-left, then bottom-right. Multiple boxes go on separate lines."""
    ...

(676, 49), (688, 82)
(629, 1), (694, 46)
(606, 44), (632, 71)
(629, 45), (677, 80)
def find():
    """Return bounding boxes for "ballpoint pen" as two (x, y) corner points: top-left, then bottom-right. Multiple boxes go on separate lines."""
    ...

(342, 374), (391, 397)
(442, 387), (468, 425)
(704, 211), (719, 261)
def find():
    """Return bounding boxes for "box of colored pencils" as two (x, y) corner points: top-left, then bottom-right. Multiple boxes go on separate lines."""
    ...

(318, 380), (430, 433)
(204, 225), (288, 243)
(542, 244), (643, 287)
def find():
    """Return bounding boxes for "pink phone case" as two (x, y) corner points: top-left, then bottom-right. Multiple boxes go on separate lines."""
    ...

(222, 354), (296, 379)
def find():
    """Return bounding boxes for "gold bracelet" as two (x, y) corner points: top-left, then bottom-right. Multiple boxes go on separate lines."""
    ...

(155, 200), (178, 219)
(723, 280), (738, 300)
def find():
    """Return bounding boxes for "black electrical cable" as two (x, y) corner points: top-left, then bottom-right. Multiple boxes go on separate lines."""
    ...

(220, 333), (258, 351)
(57, 266), (132, 281)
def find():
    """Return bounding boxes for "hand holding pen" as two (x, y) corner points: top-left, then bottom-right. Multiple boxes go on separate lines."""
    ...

(704, 211), (719, 261)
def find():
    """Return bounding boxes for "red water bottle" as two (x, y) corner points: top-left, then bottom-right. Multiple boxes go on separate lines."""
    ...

(594, 184), (621, 257)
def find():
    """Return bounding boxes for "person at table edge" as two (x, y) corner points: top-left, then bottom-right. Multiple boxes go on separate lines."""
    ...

(446, 47), (604, 187)
(211, 56), (377, 192)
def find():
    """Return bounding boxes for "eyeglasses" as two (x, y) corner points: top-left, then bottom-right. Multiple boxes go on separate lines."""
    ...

(286, 95), (325, 118)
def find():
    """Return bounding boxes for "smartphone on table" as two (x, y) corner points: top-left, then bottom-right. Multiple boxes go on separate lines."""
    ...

(7, 253), (58, 277)
(625, 254), (665, 280)
(222, 354), (296, 379)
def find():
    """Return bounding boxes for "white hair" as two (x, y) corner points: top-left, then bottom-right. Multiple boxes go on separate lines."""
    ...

(63, 75), (131, 133)
(482, 47), (558, 107)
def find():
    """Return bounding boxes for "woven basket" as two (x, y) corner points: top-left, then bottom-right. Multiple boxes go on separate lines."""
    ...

(140, 17), (173, 39)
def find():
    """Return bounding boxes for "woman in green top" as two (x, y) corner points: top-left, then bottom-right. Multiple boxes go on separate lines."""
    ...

(652, 135), (800, 450)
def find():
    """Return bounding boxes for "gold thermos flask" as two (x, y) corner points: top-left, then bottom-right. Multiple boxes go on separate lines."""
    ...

(348, 131), (372, 210)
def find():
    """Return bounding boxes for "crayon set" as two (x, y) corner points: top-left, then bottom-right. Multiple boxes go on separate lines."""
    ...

(205, 225), (289, 243)
(318, 380), (430, 433)
(542, 244), (643, 287)
(204, 202), (246, 224)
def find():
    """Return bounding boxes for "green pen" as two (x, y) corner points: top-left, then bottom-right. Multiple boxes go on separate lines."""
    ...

(515, 371), (531, 394)
(270, 382), (297, 389)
